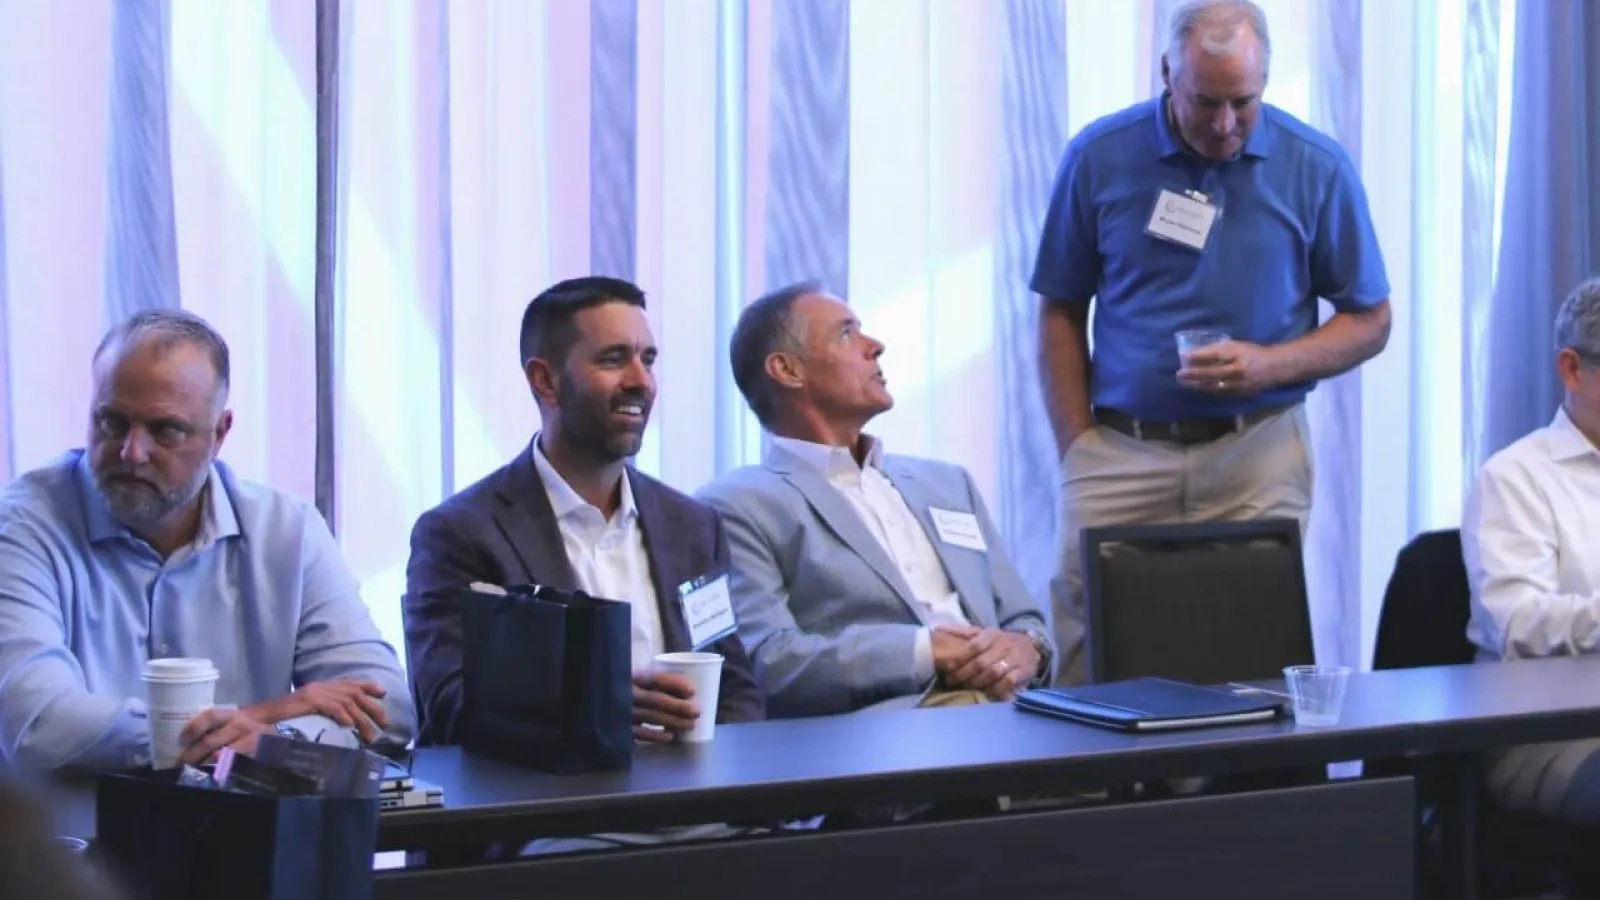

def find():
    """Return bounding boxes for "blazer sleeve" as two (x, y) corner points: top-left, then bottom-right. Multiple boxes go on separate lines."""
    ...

(963, 469), (1056, 678)
(701, 487), (924, 717)
(402, 505), (491, 746)
(707, 514), (766, 724)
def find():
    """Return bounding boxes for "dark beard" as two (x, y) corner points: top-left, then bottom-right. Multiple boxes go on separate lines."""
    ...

(557, 379), (646, 462)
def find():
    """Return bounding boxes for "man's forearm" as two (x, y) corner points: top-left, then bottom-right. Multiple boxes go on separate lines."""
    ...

(8, 694), (150, 772)
(1038, 299), (1095, 454)
(1267, 301), (1391, 385)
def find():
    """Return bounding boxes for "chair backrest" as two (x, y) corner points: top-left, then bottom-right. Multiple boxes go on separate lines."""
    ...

(1371, 529), (1475, 670)
(1081, 518), (1313, 684)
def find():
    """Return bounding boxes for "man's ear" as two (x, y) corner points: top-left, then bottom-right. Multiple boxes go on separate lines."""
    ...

(212, 409), (234, 455)
(525, 357), (561, 406)
(1160, 53), (1172, 92)
(1558, 348), (1585, 394)
(764, 352), (804, 390)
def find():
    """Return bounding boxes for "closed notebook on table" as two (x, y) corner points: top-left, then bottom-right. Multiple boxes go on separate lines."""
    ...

(1015, 677), (1284, 732)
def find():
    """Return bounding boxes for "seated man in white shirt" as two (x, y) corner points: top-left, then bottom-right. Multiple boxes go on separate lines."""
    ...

(698, 281), (1055, 717)
(1464, 276), (1600, 824)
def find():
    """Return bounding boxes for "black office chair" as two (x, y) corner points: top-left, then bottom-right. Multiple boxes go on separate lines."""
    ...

(1371, 529), (1476, 671)
(1081, 518), (1314, 685)
(1079, 518), (1319, 799)
(1371, 529), (1598, 899)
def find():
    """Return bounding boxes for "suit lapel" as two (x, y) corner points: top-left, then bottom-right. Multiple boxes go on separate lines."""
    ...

(881, 458), (995, 628)
(632, 475), (693, 651)
(491, 442), (581, 591)
(767, 446), (927, 624)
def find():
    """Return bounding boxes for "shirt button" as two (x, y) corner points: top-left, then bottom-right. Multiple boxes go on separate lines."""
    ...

(158, 643), (170, 655)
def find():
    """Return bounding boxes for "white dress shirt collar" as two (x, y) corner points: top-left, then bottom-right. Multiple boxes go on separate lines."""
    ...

(531, 434), (639, 524)
(1547, 406), (1600, 463)
(772, 433), (886, 481)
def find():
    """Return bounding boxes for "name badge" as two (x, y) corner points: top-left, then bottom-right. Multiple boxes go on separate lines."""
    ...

(929, 508), (987, 553)
(678, 573), (738, 650)
(1145, 188), (1218, 251)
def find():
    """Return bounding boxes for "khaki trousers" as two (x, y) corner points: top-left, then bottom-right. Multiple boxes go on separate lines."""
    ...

(1051, 405), (1314, 685)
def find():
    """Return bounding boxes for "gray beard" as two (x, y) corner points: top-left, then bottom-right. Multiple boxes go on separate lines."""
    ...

(97, 466), (210, 531)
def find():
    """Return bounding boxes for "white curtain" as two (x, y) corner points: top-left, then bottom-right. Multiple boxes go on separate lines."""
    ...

(0, 0), (1533, 673)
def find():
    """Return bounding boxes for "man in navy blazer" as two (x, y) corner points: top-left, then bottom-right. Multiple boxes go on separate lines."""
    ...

(404, 277), (763, 748)
(698, 282), (1054, 718)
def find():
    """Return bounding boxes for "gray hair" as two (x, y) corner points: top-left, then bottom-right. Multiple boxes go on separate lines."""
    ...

(1167, 0), (1272, 77)
(729, 280), (819, 428)
(93, 308), (232, 402)
(1554, 277), (1600, 357)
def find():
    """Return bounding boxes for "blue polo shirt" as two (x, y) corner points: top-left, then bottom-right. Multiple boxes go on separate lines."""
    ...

(1030, 95), (1389, 420)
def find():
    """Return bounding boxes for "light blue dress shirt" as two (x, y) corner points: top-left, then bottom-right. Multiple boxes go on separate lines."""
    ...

(0, 451), (414, 772)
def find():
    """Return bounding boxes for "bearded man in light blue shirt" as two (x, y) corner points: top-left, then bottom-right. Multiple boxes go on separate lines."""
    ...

(0, 310), (413, 773)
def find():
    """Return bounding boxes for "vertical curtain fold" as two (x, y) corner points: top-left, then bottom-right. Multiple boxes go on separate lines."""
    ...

(0, 138), (11, 484)
(434, 0), (456, 500)
(1304, 0), (1364, 668)
(104, 0), (180, 320)
(995, 0), (1069, 607)
(590, 0), (637, 281)
(714, 0), (758, 473)
(1473, 0), (1600, 471)
(1460, 0), (1500, 481)
(313, 0), (341, 528)
(763, 0), (849, 294)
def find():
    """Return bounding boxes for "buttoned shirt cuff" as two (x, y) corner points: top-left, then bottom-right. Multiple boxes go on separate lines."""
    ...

(914, 627), (936, 687)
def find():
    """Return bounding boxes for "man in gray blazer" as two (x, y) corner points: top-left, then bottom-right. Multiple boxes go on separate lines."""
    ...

(698, 281), (1054, 718)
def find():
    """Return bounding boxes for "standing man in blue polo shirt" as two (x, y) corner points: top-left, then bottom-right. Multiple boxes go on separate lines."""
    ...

(1033, 0), (1391, 683)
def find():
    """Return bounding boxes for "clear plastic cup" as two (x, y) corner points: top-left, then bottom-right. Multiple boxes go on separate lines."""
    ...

(1175, 329), (1230, 361)
(1283, 664), (1352, 727)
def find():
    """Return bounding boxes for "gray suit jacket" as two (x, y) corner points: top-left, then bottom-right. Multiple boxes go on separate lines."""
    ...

(696, 444), (1051, 717)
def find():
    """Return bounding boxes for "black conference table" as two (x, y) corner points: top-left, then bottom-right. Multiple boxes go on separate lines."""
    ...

(49, 657), (1600, 900)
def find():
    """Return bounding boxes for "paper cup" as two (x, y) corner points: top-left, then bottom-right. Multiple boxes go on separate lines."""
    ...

(652, 651), (723, 743)
(141, 657), (219, 769)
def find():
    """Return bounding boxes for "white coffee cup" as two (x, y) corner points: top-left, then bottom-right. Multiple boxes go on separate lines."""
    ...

(651, 651), (724, 743)
(141, 657), (219, 769)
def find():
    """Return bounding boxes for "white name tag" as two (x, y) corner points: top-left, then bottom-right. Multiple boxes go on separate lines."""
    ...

(678, 574), (738, 650)
(1145, 188), (1218, 251)
(930, 508), (987, 553)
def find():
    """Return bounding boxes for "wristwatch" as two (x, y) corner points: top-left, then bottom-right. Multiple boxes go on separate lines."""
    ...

(1017, 625), (1055, 686)
(274, 723), (309, 742)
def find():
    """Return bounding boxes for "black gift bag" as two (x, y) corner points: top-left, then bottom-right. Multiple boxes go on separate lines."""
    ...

(94, 769), (380, 900)
(460, 584), (633, 774)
